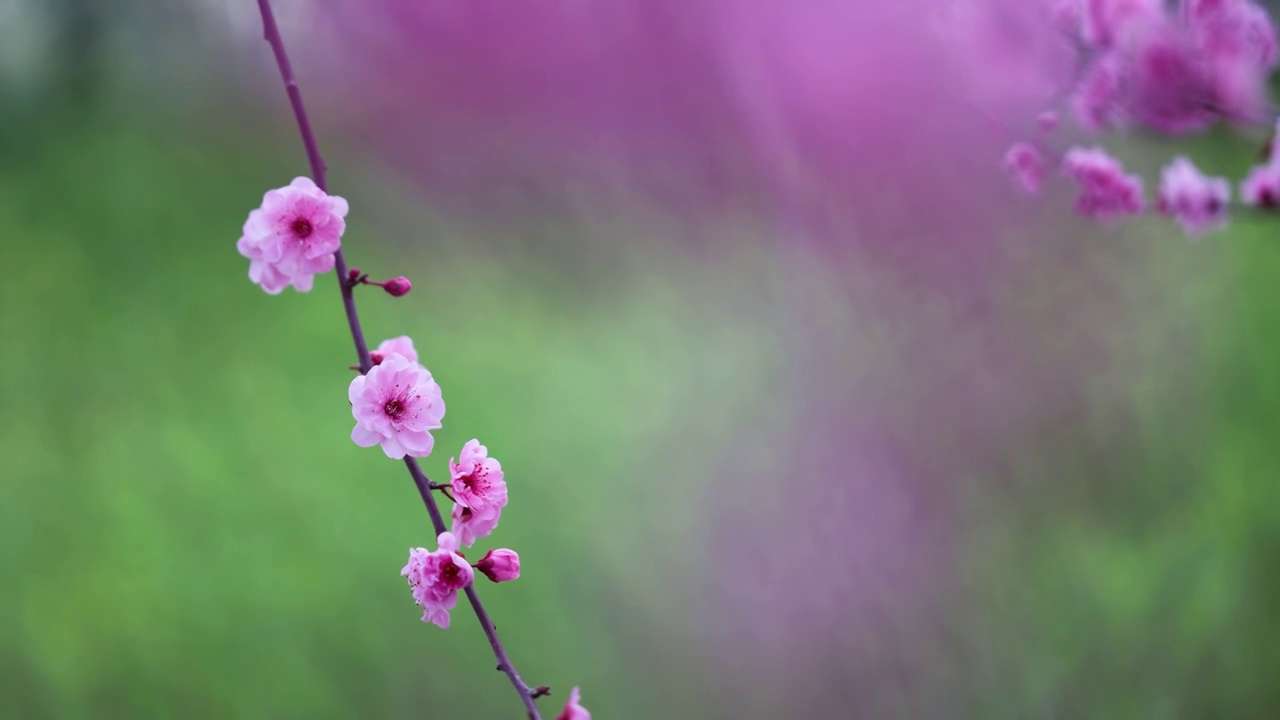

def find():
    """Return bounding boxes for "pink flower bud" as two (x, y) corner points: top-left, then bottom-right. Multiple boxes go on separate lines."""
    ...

(1002, 142), (1045, 196)
(475, 548), (521, 583)
(383, 276), (412, 297)
(556, 687), (590, 720)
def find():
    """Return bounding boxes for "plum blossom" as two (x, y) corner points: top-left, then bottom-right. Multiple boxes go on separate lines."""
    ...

(450, 440), (508, 516)
(475, 548), (521, 583)
(348, 352), (444, 459)
(446, 440), (508, 546)
(1003, 142), (1046, 195)
(451, 503), (502, 548)
(1156, 156), (1231, 236)
(1121, 18), (1220, 134)
(370, 335), (418, 366)
(1061, 146), (1146, 220)
(556, 687), (591, 720)
(236, 177), (348, 294)
(1061, 0), (1276, 134)
(402, 532), (474, 629)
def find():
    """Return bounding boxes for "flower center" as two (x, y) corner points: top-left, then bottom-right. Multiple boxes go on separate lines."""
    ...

(384, 399), (405, 419)
(460, 469), (487, 493)
(291, 217), (313, 239)
(440, 561), (462, 586)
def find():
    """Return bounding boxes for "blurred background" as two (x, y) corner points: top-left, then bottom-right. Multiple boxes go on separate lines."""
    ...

(3, 0), (1280, 717)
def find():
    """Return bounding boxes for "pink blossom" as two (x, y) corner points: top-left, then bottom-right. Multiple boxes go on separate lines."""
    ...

(1239, 161), (1280, 207)
(236, 177), (348, 294)
(1061, 146), (1146, 221)
(1185, 0), (1278, 70)
(451, 503), (502, 548)
(1036, 110), (1061, 133)
(370, 335), (418, 366)
(1002, 142), (1046, 195)
(1156, 156), (1230, 236)
(1072, 55), (1125, 132)
(1186, 0), (1277, 123)
(401, 532), (474, 629)
(450, 439), (508, 516)
(348, 353), (444, 459)
(555, 687), (591, 720)
(1122, 19), (1219, 134)
(475, 548), (521, 583)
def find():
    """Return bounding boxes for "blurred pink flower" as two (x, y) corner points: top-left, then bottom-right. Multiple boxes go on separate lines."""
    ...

(1121, 18), (1220, 134)
(348, 353), (444, 459)
(401, 532), (473, 629)
(1003, 143), (1047, 195)
(555, 687), (590, 720)
(1185, 0), (1278, 70)
(475, 548), (521, 583)
(1240, 161), (1280, 207)
(449, 439), (507, 517)
(1061, 146), (1146, 220)
(370, 335), (418, 366)
(1156, 156), (1230, 236)
(1055, 0), (1275, 133)
(235, 177), (347, 294)
(1073, 55), (1126, 132)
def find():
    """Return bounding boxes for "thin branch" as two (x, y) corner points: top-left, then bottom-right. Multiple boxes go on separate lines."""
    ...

(253, 2), (542, 716)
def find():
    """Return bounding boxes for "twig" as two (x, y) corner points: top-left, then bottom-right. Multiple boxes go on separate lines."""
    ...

(253, 2), (542, 716)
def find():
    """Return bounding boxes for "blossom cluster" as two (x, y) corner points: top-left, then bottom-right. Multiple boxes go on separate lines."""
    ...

(237, 177), (588, 717)
(1000, 0), (1280, 238)
(344, 335), (521, 626)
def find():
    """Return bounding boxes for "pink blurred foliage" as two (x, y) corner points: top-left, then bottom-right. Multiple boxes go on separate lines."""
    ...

(692, 423), (961, 716)
(281, 2), (1181, 710)
(313, 0), (1078, 283)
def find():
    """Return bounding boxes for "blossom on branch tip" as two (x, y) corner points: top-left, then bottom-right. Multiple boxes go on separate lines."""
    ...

(1061, 146), (1145, 221)
(475, 548), (521, 583)
(236, 177), (348, 294)
(370, 335), (418, 366)
(1156, 156), (1230, 236)
(556, 687), (591, 720)
(382, 276), (412, 297)
(349, 352), (444, 459)
(1003, 143), (1046, 196)
(402, 532), (473, 629)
